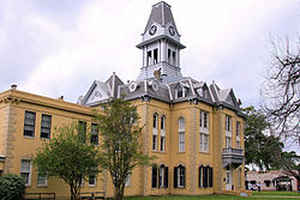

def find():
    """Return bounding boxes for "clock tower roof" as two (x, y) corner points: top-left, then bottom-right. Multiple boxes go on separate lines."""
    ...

(143, 1), (179, 35)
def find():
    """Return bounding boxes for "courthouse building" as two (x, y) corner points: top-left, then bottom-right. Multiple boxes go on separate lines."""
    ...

(0, 1), (247, 199)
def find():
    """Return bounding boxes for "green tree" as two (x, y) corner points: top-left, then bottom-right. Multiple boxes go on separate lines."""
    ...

(244, 106), (284, 170)
(279, 151), (300, 183)
(34, 124), (101, 200)
(95, 98), (153, 200)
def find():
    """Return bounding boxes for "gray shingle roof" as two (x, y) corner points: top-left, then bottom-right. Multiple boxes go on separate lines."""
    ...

(144, 1), (179, 35)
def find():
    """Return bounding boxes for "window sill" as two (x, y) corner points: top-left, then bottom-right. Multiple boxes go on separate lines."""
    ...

(199, 151), (210, 154)
(37, 184), (48, 188)
(24, 136), (35, 140)
(88, 184), (96, 187)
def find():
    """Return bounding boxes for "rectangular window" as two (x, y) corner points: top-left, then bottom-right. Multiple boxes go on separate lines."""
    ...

(24, 111), (36, 137)
(78, 121), (87, 143)
(37, 172), (48, 186)
(125, 174), (131, 187)
(179, 132), (185, 152)
(20, 160), (31, 186)
(91, 123), (99, 145)
(152, 135), (157, 150)
(225, 115), (232, 132)
(40, 114), (51, 139)
(160, 136), (165, 152)
(200, 111), (209, 130)
(200, 133), (209, 152)
(88, 175), (96, 186)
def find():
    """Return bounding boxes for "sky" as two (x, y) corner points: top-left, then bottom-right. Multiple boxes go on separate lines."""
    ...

(1, 0), (300, 108)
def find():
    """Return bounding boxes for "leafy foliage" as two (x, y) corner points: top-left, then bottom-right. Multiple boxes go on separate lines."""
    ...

(0, 174), (25, 200)
(34, 124), (101, 200)
(279, 151), (300, 181)
(95, 98), (153, 200)
(244, 106), (284, 170)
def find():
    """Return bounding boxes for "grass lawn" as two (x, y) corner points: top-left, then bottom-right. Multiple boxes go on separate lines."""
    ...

(125, 192), (300, 200)
(253, 191), (300, 196)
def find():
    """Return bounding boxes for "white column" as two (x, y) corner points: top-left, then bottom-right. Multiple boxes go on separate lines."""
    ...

(161, 40), (166, 62)
(176, 47), (180, 67)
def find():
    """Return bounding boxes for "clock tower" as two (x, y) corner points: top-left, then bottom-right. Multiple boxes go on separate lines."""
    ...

(136, 1), (185, 83)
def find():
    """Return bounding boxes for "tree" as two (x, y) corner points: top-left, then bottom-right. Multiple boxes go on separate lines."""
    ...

(34, 124), (101, 200)
(0, 174), (25, 200)
(279, 151), (300, 183)
(95, 98), (153, 200)
(244, 106), (284, 170)
(262, 37), (300, 137)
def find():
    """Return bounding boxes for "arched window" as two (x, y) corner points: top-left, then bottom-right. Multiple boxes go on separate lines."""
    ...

(152, 164), (158, 188)
(160, 116), (166, 152)
(152, 113), (158, 150)
(159, 164), (168, 188)
(174, 164), (185, 188)
(178, 117), (185, 152)
(153, 113), (158, 129)
(199, 165), (213, 188)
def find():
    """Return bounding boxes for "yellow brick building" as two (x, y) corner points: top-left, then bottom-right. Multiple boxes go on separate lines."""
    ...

(0, 1), (246, 199)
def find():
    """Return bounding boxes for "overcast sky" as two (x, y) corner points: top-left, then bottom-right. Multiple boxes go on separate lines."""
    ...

(1, 0), (299, 107)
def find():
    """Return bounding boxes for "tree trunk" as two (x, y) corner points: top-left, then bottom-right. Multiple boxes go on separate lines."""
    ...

(114, 185), (124, 200)
(70, 185), (80, 200)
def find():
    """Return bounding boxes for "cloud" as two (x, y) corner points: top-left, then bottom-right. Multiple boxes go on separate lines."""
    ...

(1, 0), (299, 106)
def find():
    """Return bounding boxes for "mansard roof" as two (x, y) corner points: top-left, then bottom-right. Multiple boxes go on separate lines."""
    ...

(79, 73), (243, 116)
(143, 1), (179, 35)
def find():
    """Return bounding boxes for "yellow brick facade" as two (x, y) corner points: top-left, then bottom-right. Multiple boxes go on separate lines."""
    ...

(0, 88), (246, 199)
(0, 2), (248, 199)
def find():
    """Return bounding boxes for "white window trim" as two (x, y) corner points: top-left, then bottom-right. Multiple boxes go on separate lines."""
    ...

(88, 175), (97, 187)
(225, 115), (232, 132)
(160, 135), (165, 152)
(179, 132), (185, 152)
(37, 172), (48, 187)
(153, 135), (158, 151)
(200, 132), (209, 153)
(21, 159), (32, 187)
(159, 166), (164, 188)
(125, 174), (131, 187)
(177, 166), (184, 188)
(200, 111), (209, 134)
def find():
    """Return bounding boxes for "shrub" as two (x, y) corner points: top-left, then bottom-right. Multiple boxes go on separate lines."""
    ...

(0, 174), (26, 200)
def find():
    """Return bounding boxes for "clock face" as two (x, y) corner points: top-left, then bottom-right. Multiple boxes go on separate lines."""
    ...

(169, 26), (175, 36)
(149, 25), (157, 35)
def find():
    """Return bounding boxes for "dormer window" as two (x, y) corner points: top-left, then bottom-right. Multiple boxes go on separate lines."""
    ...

(197, 88), (203, 97)
(176, 86), (186, 99)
